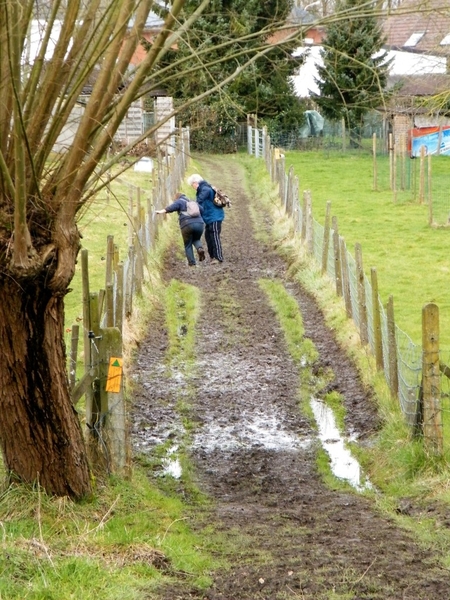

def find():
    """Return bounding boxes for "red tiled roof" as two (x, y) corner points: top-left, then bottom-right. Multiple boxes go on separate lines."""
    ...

(388, 73), (450, 96)
(383, 0), (450, 55)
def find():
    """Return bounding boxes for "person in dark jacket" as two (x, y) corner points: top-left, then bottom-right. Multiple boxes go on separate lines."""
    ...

(155, 193), (205, 266)
(187, 173), (224, 264)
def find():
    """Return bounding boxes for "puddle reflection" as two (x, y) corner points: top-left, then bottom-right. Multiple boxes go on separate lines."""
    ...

(152, 402), (372, 490)
(310, 398), (372, 492)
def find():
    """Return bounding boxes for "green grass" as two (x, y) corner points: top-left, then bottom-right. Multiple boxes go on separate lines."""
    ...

(258, 278), (316, 368)
(165, 279), (201, 369)
(283, 150), (450, 348)
(0, 470), (217, 599)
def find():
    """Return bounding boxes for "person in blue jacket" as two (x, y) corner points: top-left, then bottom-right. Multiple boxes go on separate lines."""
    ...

(187, 173), (224, 264)
(155, 193), (205, 266)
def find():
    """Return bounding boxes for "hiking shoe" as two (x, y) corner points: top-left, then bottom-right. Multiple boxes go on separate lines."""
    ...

(210, 258), (219, 265)
(197, 247), (205, 262)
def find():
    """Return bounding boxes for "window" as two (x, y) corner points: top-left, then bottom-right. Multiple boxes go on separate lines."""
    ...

(403, 32), (425, 47)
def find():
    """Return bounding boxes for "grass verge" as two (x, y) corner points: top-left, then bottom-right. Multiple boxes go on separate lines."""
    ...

(0, 470), (215, 599)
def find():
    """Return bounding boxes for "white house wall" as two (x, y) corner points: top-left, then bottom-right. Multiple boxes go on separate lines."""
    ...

(291, 46), (446, 98)
(154, 97), (176, 155)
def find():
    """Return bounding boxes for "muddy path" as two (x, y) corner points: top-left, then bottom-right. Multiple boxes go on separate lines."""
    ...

(130, 155), (450, 599)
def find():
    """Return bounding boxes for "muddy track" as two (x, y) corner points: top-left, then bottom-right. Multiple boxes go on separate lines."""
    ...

(130, 155), (450, 599)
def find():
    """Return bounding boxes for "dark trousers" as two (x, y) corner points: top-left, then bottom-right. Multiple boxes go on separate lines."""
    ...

(205, 221), (223, 261)
(181, 222), (204, 265)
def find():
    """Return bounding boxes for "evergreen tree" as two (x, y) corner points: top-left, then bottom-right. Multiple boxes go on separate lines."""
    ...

(153, 0), (306, 149)
(311, 0), (392, 143)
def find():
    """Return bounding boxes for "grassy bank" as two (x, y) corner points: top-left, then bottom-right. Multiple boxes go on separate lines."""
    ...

(64, 166), (153, 334)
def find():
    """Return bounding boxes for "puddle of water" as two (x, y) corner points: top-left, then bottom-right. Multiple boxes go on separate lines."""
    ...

(134, 395), (370, 492)
(161, 445), (182, 479)
(310, 397), (372, 492)
(192, 410), (312, 452)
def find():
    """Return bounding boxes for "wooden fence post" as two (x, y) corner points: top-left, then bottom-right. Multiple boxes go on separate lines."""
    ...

(389, 132), (393, 190)
(355, 243), (368, 345)
(422, 303), (443, 453)
(400, 133), (406, 190)
(86, 292), (101, 434)
(151, 180), (159, 247)
(321, 201), (331, 274)
(81, 249), (92, 405)
(105, 283), (114, 327)
(98, 326), (127, 473)
(387, 295), (398, 398)
(301, 190), (308, 244)
(105, 235), (114, 288)
(428, 153), (432, 226)
(393, 145), (397, 203)
(340, 237), (352, 319)
(278, 155), (286, 207)
(247, 116), (252, 156)
(140, 205), (148, 255)
(69, 324), (79, 390)
(271, 147), (278, 181)
(332, 216), (342, 296)
(286, 165), (294, 215)
(371, 267), (383, 370)
(115, 262), (124, 332)
(372, 133), (377, 191)
(293, 175), (300, 234)
(125, 246), (135, 317)
(305, 191), (314, 255)
(134, 232), (143, 296)
(419, 145), (425, 204)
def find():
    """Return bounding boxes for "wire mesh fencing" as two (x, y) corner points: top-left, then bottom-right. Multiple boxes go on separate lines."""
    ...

(249, 128), (448, 453)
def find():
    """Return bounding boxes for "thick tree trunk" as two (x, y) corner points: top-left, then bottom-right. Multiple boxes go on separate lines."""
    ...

(0, 277), (91, 499)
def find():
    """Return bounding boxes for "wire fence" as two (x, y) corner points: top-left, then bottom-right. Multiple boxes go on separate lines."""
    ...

(249, 126), (446, 453)
(263, 112), (388, 156)
(67, 128), (191, 475)
(248, 117), (450, 227)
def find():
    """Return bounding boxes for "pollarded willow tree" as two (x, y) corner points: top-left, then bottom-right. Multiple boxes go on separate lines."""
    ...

(0, 0), (306, 499)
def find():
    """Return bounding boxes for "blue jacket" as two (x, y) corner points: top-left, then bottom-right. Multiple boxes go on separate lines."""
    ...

(196, 180), (224, 225)
(164, 195), (204, 230)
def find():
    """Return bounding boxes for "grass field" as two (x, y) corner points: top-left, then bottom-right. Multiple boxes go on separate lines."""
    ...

(284, 150), (450, 350)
